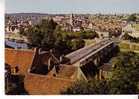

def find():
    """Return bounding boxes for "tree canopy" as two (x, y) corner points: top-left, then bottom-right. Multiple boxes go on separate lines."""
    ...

(122, 33), (139, 43)
(61, 79), (109, 94)
(127, 14), (137, 22)
(26, 18), (57, 48)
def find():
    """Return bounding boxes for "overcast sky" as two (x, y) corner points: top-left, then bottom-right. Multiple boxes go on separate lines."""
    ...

(6, 0), (139, 14)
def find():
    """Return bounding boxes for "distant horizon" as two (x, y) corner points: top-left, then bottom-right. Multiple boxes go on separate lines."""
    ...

(6, 0), (139, 14)
(5, 12), (139, 15)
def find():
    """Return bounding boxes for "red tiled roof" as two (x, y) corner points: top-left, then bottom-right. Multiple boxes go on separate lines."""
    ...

(24, 73), (74, 95)
(55, 65), (77, 79)
(5, 48), (35, 75)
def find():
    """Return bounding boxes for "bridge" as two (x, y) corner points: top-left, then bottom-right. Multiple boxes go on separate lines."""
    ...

(65, 38), (117, 67)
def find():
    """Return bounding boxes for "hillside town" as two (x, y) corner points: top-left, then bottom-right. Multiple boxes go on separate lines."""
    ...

(5, 13), (125, 34)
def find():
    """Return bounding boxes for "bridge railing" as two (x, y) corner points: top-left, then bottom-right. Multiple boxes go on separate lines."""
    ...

(79, 41), (114, 66)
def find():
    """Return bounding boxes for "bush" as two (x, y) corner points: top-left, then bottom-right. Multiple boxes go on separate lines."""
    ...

(61, 79), (109, 94)
(127, 14), (137, 22)
(70, 39), (85, 51)
(122, 33), (139, 43)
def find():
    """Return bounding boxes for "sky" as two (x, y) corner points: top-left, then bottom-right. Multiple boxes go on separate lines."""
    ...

(6, 0), (139, 14)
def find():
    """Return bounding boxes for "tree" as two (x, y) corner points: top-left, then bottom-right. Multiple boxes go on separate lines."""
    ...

(122, 33), (139, 43)
(19, 27), (25, 35)
(109, 52), (139, 94)
(127, 14), (137, 22)
(26, 18), (57, 48)
(40, 18), (57, 47)
(80, 30), (99, 39)
(26, 26), (43, 46)
(108, 78), (138, 94)
(61, 79), (109, 94)
(108, 65), (139, 94)
(70, 39), (85, 51)
(54, 26), (86, 54)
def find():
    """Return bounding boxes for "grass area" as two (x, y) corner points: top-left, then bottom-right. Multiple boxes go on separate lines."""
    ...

(131, 44), (139, 50)
(119, 42), (139, 52)
(119, 43), (130, 49)
(120, 49), (139, 53)
(84, 39), (96, 46)
(133, 24), (139, 31)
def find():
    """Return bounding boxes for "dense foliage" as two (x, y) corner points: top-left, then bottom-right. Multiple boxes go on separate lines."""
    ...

(109, 52), (139, 94)
(26, 18), (57, 47)
(61, 79), (109, 94)
(122, 33), (139, 43)
(127, 14), (137, 22)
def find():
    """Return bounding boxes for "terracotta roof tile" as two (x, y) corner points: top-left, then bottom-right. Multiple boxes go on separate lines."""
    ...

(24, 73), (74, 95)
(5, 48), (35, 75)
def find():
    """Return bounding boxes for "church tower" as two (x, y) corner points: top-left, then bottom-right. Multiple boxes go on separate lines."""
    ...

(70, 14), (74, 26)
